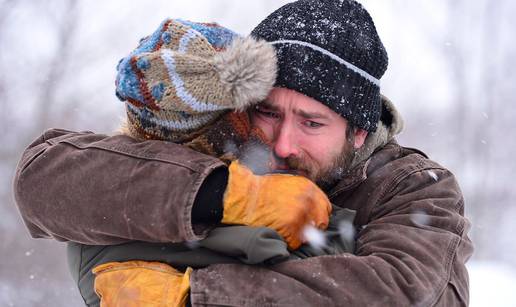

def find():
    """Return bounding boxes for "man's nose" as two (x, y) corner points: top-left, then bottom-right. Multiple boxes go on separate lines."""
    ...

(273, 123), (299, 159)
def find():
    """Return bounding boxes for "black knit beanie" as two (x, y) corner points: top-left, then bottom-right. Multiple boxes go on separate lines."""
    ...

(251, 0), (388, 132)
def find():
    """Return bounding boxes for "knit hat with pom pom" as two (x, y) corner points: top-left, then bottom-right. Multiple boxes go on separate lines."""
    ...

(116, 18), (277, 143)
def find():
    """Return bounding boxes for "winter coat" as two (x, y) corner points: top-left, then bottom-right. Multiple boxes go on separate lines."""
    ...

(13, 98), (473, 306)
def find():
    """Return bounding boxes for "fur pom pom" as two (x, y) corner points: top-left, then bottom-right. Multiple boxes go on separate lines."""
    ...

(213, 37), (277, 110)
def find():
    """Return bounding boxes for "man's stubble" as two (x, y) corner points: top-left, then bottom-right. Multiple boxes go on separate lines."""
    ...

(283, 127), (357, 190)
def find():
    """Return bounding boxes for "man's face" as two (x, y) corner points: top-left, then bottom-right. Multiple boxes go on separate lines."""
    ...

(250, 87), (368, 186)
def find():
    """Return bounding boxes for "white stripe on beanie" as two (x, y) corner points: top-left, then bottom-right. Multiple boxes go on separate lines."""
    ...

(178, 28), (201, 54)
(270, 39), (380, 87)
(161, 49), (227, 112)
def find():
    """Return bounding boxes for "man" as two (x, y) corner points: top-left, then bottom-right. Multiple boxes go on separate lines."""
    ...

(14, 0), (473, 306)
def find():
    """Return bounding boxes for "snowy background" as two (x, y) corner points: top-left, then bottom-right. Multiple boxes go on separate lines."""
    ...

(1, 0), (515, 306)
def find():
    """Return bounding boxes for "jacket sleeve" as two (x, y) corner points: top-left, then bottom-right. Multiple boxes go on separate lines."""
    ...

(13, 128), (225, 244)
(189, 167), (473, 306)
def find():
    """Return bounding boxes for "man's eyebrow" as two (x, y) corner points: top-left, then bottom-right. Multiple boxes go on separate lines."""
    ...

(296, 109), (329, 119)
(258, 101), (329, 119)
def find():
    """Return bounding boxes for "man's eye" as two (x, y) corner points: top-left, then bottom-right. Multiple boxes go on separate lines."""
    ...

(304, 120), (324, 128)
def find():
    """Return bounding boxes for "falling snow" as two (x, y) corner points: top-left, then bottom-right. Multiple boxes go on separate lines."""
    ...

(427, 170), (438, 181)
(410, 209), (431, 227)
(338, 220), (356, 243)
(303, 225), (327, 250)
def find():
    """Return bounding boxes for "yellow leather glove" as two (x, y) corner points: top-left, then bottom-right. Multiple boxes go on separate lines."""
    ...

(93, 261), (192, 307)
(222, 160), (332, 250)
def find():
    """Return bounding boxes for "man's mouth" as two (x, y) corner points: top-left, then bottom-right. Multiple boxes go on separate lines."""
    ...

(271, 168), (306, 176)
(269, 152), (311, 177)
(269, 161), (309, 177)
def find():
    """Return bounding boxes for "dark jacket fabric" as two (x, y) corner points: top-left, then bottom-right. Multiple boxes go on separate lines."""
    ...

(13, 128), (473, 306)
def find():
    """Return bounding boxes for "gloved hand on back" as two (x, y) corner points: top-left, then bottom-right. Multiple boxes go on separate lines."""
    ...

(222, 160), (332, 250)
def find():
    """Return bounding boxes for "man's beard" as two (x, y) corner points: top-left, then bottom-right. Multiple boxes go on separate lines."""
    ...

(282, 141), (356, 190)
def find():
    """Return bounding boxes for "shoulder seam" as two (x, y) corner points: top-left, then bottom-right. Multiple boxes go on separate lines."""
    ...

(377, 158), (447, 203)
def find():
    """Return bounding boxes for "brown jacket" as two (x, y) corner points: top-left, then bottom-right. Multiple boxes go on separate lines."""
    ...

(13, 128), (472, 306)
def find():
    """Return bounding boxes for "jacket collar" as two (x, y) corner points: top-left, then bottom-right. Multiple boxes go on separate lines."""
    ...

(329, 95), (404, 197)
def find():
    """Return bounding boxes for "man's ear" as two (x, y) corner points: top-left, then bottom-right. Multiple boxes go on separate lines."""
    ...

(353, 129), (368, 149)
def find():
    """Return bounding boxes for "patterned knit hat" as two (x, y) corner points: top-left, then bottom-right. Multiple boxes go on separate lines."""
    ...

(251, 0), (388, 132)
(116, 19), (277, 143)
